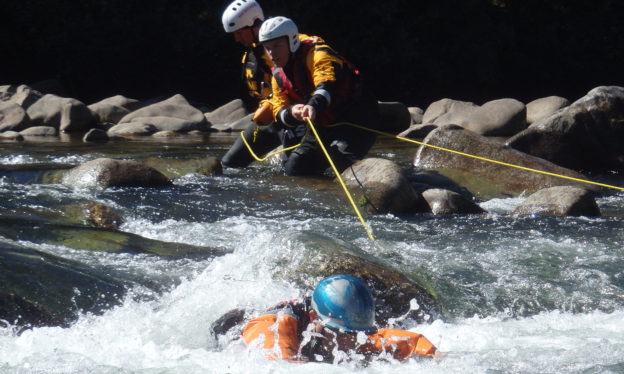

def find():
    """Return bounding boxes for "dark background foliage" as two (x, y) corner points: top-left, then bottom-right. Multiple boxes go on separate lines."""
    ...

(2, 0), (622, 109)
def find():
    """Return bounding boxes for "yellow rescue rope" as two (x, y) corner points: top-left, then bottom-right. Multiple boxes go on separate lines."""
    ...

(239, 119), (623, 241)
(240, 125), (310, 162)
(306, 118), (376, 241)
(327, 122), (624, 192)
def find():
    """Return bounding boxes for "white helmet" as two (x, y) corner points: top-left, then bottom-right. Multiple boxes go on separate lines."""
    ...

(258, 16), (300, 52)
(221, 0), (264, 33)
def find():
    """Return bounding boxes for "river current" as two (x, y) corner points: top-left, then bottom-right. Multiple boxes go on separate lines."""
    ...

(1, 135), (623, 373)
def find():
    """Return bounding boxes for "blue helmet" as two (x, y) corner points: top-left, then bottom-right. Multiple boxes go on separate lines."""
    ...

(311, 274), (377, 334)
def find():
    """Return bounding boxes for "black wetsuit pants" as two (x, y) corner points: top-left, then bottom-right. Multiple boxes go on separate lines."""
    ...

(221, 122), (283, 168)
(283, 90), (380, 176)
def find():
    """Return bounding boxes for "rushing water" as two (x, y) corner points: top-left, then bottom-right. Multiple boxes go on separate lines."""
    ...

(1, 135), (623, 373)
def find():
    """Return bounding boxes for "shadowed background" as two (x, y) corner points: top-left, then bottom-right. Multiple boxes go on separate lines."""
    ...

(2, 0), (622, 109)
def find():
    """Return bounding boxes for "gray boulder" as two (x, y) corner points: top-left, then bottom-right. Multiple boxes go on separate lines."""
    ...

(0, 101), (30, 132)
(20, 126), (58, 137)
(0, 131), (24, 141)
(1, 84), (43, 109)
(423, 98), (527, 136)
(513, 186), (600, 217)
(507, 86), (624, 172)
(340, 157), (430, 215)
(397, 123), (438, 139)
(62, 158), (172, 189)
(421, 188), (485, 215)
(526, 96), (570, 124)
(26, 94), (95, 132)
(118, 94), (208, 133)
(408, 106), (424, 124)
(83, 128), (109, 142)
(204, 99), (248, 131)
(378, 101), (412, 133)
(107, 122), (158, 137)
(88, 95), (140, 124)
(414, 125), (595, 199)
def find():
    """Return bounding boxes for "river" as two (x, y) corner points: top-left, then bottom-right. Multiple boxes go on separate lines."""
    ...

(1, 134), (623, 373)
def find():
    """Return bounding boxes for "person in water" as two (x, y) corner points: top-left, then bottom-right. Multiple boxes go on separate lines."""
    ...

(258, 16), (381, 176)
(242, 274), (438, 363)
(220, 0), (300, 168)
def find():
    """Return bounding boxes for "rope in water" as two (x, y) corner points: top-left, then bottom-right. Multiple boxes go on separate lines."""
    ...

(327, 122), (624, 192)
(239, 118), (623, 241)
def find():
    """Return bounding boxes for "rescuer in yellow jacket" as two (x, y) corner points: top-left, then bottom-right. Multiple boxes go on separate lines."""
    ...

(258, 17), (381, 176)
(242, 274), (439, 363)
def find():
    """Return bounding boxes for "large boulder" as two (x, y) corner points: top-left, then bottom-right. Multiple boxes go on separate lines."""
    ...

(513, 186), (600, 217)
(26, 94), (95, 132)
(422, 98), (527, 136)
(525, 96), (570, 124)
(62, 158), (172, 189)
(19, 126), (58, 137)
(0, 101), (30, 132)
(507, 86), (624, 172)
(1, 84), (43, 109)
(204, 99), (248, 131)
(377, 101), (412, 133)
(118, 94), (208, 133)
(413, 125), (596, 199)
(340, 158), (430, 215)
(107, 122), (158, 137)
(88, 95), (141, 124)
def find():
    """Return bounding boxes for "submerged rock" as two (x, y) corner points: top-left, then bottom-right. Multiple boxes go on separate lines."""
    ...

(275, 233), (441, 326)
(0, 291), (66, 330)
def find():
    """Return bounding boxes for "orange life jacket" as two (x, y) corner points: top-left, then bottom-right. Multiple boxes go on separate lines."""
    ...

(242, 313), (438, 362)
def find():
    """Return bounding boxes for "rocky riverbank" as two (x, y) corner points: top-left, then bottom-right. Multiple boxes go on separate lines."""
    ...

(2, 83), (623, 219)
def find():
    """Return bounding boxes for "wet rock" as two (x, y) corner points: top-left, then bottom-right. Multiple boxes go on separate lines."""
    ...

(414, 125), (595, 199)
(0, 131), (24, 141)
(0, 291), (66, 330)
(526, 95), (570, 124)
(20, 126), (58, 137)
(423, 97), (527, 136)
(378, 101), (412, 133)
(83, 201), (125, 229)
(397, 123), (438, 139)
(422, 188), (485, 215)
(507, 86), (624, 172)
(0, 101), (30, 132)
(513, 186), (601, 217)
(275, 233), (441, 326)
(341, 157), (430, 215)
(143, 156), (223, 179)
(62, 158), (172, 188)
(118, 94), (208, 133)
(83, 128), (109, 142)
(88, 94), (140, 124)
(26, 94), (95, 132)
